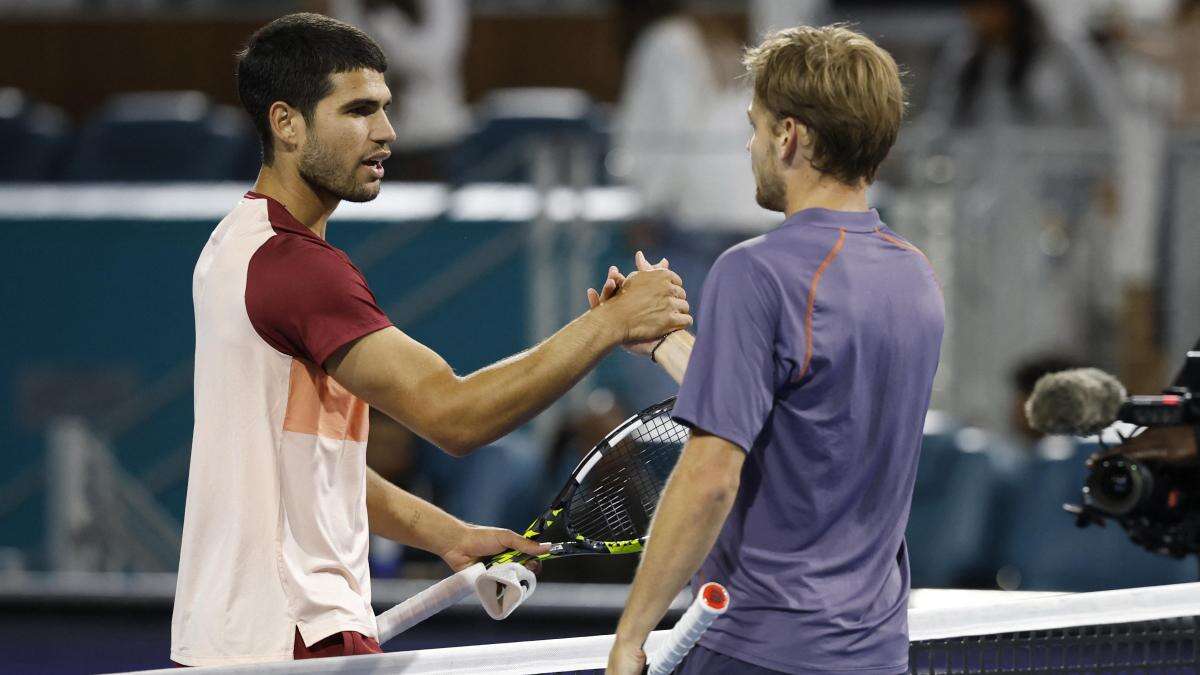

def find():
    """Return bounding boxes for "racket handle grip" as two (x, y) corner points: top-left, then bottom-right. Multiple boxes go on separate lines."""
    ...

(376, 562), (485, 644)
(647, 582), (729, 675)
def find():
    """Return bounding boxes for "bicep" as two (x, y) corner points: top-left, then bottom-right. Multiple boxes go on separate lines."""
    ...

(325, 326), (459, 445)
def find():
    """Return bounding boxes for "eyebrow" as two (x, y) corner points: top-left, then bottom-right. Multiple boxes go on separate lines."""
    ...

(340, 97), (390, 111)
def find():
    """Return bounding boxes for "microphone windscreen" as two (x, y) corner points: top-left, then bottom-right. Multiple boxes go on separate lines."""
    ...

(1025, 368), (1127, 436)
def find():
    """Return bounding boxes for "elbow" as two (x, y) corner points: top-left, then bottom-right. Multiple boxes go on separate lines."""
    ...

(428, 413), (487, 457)
(435, 432), (479, 458)
(708, 475), (741, 507)
(420, 377), (487, 457)
(684, 464), (741, 509)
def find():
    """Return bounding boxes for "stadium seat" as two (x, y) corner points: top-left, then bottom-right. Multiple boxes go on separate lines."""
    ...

(449, 87), (609, 185)
(0, 88), (70, 181)
(63, 91), (253, 182)
(906, 424), (998, 588)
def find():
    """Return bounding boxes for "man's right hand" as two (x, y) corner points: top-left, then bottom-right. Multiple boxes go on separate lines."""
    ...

(1087, 425), (1199, 468)
(588, 251), (676, 356)
(592, 259), (690, 345)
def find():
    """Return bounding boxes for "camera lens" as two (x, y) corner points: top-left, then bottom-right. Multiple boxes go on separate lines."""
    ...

(1085, 455), (1152, 516)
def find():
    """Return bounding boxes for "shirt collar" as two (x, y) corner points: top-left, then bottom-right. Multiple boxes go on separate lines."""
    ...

(244, 191), (323, 241)
(781, 207), (883, 233)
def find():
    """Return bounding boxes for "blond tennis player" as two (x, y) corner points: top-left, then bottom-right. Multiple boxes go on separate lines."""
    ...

(603, 25), (944, 675)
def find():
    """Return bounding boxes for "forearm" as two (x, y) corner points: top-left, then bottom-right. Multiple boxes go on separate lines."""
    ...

(365, 467), (463, 557)
(614, 445), (739, 647)
(444, 307), (620, 451)
(653, 331), (694, 385)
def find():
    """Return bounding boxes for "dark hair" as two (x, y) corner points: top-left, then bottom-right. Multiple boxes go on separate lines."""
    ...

(955, 0), (1040, 126)
(1012, 353), (1085, 396)
(236, 13), (387, 164)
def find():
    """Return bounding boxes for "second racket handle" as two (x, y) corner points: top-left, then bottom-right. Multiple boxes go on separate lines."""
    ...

(647, 582), (730, 675)
(376, 562), (485, 644)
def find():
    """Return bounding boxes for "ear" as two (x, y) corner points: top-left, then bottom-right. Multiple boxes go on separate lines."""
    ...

(267, 101), (305, 157)
(780, 118), (812, 165)
(778, 117), (798, 164)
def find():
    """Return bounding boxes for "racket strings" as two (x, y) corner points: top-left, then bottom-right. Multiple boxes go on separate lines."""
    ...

(568, 413), (689, 541)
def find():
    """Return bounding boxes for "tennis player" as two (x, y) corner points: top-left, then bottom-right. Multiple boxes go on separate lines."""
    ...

(605, 26), (945, 674)
(171, 13), (690, 667)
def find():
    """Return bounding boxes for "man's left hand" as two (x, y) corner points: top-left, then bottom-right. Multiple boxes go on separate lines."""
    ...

(606, 638), (647, 675)
(439, 524), (547, 574)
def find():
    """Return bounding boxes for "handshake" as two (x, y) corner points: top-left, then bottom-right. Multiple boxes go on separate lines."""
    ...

(586, 251), (690, 358)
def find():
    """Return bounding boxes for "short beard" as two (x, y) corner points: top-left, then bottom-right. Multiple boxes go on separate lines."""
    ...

(298, 134), (380, 203)
(754, 169), (786, 213)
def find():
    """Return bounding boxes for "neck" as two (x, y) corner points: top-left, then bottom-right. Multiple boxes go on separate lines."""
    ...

(252, 163), (338, 239)
(782, 168), (870, 217)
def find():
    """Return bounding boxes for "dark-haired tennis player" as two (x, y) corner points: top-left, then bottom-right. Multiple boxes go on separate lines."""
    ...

(605, 26), (944, 675)
(171, 13), (689, 667)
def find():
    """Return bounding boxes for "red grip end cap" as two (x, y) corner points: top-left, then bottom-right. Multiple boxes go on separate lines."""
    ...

(701, 582), (728, 610)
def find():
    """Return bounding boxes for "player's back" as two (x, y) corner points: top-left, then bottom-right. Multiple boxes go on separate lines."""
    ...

(674, 207), (944, 674)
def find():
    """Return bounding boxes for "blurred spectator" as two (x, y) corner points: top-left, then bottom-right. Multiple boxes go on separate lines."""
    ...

(329, 0), (470, 180)
(543, 389), (628, 492)
(610, 0), (769, 376)
(985, 352), (1084, 507)
(1034, 0), (1184, 390)
(1007, 354), (1086, 449)
(1171, 0), (1200, 125)
(925, 0), (1097, 128)
(366, 408), (421, 488)
(366, 408), (544, 578)
(366, 409), (421, 578)
(418, 431), (542, 539)
(611, 0), (769, 232)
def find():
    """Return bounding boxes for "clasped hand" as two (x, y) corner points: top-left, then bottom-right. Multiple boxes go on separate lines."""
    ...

(588, 251), (685, 356)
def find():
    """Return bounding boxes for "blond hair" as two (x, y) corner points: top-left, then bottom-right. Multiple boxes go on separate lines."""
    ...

(743, 25), (905, 185)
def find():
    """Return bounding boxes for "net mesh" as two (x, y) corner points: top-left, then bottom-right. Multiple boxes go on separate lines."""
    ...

(909, 616), (1199, 673)
(567, 411), (690, 542)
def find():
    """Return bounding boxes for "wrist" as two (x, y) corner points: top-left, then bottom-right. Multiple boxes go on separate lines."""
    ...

(613, 629), (648, 651)
(649, 333), (671, 362)
(434, 520), (470, 560)
(587, 302), (625, 349)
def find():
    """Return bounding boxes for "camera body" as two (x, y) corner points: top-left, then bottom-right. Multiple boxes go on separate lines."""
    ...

(1069, 353), (1200, 557)
(1080, 452), (1200, 556)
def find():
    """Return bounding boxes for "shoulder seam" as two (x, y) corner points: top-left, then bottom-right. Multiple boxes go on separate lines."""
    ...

(796, 228), (847, 382)
(873, 228), (943, 292)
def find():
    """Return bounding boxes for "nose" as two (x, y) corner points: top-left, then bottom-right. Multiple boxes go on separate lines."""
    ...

(373, 111), (397, 145)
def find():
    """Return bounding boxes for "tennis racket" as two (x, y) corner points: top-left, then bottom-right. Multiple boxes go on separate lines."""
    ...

(377, 396), (690, 642)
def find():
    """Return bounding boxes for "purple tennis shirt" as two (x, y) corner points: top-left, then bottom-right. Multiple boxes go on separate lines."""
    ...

(672, 207), (944, 674)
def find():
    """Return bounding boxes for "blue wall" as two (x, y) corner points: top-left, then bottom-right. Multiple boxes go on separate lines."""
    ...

(0, 215), (629, 566)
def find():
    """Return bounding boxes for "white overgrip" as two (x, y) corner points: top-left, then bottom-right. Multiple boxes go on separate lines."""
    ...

(376, 562), (486, 644)
(647, 582), (729, 675)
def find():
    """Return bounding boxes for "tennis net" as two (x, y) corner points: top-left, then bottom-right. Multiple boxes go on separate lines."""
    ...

(119, 583), (1200, 674)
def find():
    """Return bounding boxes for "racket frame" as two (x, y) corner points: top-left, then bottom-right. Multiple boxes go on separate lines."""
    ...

(491, 396), (681, 566)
